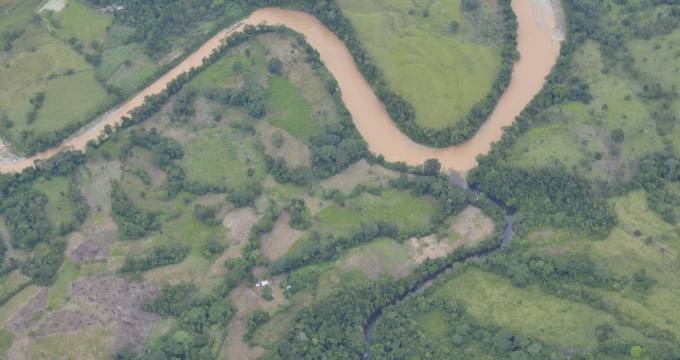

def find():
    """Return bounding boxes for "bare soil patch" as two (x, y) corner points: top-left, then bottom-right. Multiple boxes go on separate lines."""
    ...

(68, 218), (118, 264)
(210, 207), (258, 276)
(320, 159), (399, 194)
(451, 206), (495, 245)
(33, 274), (160, 352)
(260, 212), (304, 260)
(222, 283), (287, 359)
(408, 235), (458, 264)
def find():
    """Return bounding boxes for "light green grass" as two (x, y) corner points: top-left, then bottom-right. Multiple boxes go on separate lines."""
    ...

(267, 76), (316, 142)
(433, 268), (643, 349)
(509, 40), (663, 182)
(0, 26), (94, 144)
(315, 189), (436, 234)
(36, 70), (114, 131)
(0, 285), (41, 326)
(177, 127), (266, 191)
(0, 271), (31, 301)
(101, 43), (159, 95)
(33, 176), (76, 230)
(338, 0), (502, 129)
(190, 54), (251, 90)
(46, 260), (80, 310)
(0, 0), (41, 35)
(338, 237), (415, 279)
(526, 190), (680, 342)
(627, 29), (680, 154)
(51, 0), (112, 45)
(27, 327), (112, 360)
(0, 328), (12, 358)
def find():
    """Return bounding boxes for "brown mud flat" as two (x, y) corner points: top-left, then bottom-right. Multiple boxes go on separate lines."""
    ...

(0, 0), (563, 176)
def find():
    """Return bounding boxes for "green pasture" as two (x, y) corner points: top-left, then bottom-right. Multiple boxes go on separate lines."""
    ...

(338, 0), (502, 129)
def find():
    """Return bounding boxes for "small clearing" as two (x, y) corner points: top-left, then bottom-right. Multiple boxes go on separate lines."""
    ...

(210, 207), (258, 276)
(258, 123), (311, 168)
(320, 160), (399, 194)
(408, 235), (459, 264)
(33, 274), (160, 352)
(80, 160), (121, 213)
(68, 219), (118, 264)
(222, 283), (287, 360)
(450, 206), (495, 244)
(260, 212), (304, 261)
(38, 0), (66, 13)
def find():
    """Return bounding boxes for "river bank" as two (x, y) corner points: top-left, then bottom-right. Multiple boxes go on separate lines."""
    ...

(0, 0), (563, 176)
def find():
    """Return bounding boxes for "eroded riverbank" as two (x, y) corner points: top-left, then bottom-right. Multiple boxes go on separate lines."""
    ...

(0, 0), (563, 174)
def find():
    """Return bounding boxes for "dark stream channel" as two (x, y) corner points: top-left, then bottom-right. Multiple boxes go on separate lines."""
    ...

(361, 179), (515, 359)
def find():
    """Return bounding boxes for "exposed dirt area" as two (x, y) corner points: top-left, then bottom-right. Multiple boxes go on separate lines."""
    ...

(6, 334), (30, 360)
(5, 288), (47, 333)
(222, 282), (287, 360)
(260, 212), (304, 261)
(68, 218), (118, 264)
(34, 310), (100, 335)
(451, 206), (495, 245)
(320, 159), (399, 194)
(257, 122), (311, 168)
(210, 207), (259, 276)
(223, 317), (265, 360)
(408, 235), (458, 264)
(32, 274), (160, 352)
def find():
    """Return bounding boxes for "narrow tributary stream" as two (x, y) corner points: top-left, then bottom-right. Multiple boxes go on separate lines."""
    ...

(361, 187), (516, 359)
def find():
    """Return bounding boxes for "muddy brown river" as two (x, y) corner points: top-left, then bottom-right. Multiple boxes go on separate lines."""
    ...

(0, 0), (563, 174)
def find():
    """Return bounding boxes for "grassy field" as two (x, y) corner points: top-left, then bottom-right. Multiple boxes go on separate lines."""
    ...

(0, 328), (12, 358)
(433, 268), (644, 349)
(337, 0), (503, 129)
(0, 285), (41, 326)
(459, 189), (680, 350)
(177, 127), (266, 191)
(315, 189), (436, 234)
(268, 76), (316, 143)
(33, 176), (76, 229)
(0, 271), (31, 302)
(627, 28), (680, 154)
(0, 0), (116, 150)
(509, 41), (665, 182)
(26, 327), (112, 359)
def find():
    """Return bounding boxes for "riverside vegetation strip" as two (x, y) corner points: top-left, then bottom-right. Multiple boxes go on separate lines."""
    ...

(0, 0), (562, 175)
